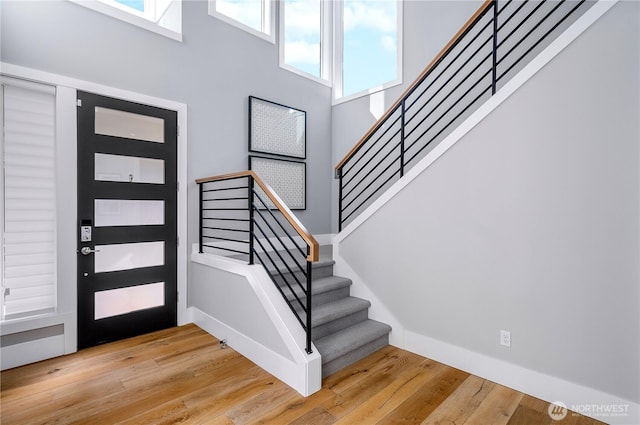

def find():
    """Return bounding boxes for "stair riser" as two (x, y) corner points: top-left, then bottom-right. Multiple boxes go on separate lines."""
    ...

(286, 286), (351, 308)
(312, 264), (334, 279)
(310, 287), (351, 307)
(312, 309), (369, 340)
(321, 334), (389, 378)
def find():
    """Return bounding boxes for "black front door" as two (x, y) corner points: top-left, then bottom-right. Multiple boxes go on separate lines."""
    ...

(76, 91), (177, 349)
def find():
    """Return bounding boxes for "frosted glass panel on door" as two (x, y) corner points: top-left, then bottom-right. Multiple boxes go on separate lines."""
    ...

(95, 282), (165, 320)
(95, 199), (164, 227)
(94, 107), (164, 143)
(95, 153), (164, 184)
(95, 241), (164, 273)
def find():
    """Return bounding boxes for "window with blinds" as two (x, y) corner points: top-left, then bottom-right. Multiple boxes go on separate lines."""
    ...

(1, 78), (57, 320)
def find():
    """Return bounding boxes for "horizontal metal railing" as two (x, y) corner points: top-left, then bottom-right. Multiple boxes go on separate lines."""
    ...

(196, 171), (318, 353)
(335, 0), (592, 230)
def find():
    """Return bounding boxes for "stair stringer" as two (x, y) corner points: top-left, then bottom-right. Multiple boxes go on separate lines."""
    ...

(190, 247), (321, 397)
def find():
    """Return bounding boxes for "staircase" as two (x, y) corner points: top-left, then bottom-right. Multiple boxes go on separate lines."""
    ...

(268, 247), (392, 377)
(195, 0), (606, 395)
(196, 172), (390, 380)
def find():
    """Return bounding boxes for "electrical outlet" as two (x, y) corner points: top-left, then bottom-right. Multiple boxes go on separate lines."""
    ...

(500, 330), (511, 347)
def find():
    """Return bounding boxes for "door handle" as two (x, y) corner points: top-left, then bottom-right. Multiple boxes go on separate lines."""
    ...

(80, 247), (100, 255)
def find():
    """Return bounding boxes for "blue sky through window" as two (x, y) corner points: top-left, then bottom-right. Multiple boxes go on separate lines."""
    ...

(343, 0), (397, 96)
(282, 0), (398, 96)
(114, 0), (145, 12)
(283, 0), (321, 78)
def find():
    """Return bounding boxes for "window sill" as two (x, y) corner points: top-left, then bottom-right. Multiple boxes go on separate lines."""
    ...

(332, 78), (403, 106)
(279, 63), (332, 88)
(0, 310), (66, 335)
(208, 7), (275, 44)
(69, 0), (182, 42)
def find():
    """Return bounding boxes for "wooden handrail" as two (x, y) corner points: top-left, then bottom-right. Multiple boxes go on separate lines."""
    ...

(196, 170), (319, 262)
(335, 0), (493, 172)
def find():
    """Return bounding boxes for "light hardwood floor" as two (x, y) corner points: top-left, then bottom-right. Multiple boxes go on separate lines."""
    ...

(1, 324), (604, 425)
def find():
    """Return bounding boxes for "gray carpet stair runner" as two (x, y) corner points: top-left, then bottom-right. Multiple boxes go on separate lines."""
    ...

(267, 250), (392, 378)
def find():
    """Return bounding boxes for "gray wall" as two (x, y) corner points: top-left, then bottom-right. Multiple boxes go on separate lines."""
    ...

(0, 0), (334, 242)
(331, 0), (481, 230)
(338, 1), (639, 403)
(190, 262), (293, 360)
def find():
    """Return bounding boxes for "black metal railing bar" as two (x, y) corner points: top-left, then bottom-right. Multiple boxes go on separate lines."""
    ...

(196, 170), (318, 354)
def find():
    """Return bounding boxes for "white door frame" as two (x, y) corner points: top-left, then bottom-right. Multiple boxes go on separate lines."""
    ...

(0, 62), (188, 366)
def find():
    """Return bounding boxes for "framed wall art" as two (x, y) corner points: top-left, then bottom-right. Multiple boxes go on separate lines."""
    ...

(249, 155), (306, 210)
(249, 96), (306, 159)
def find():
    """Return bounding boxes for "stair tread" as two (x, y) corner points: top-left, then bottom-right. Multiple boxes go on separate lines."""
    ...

(314, 319), (392, 363)
(283, 275), (352, 301)
(311, 296), (371, 327)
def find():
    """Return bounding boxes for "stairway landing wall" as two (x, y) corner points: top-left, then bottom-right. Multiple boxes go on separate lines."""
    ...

(337, 0), (639, 417)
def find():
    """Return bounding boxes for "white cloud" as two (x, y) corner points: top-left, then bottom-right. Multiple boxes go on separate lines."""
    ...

(285, 40), (321, 65)
(343, 0), (397, 34)
(380, 34), (396, 52)
(284, 0), (321, 38)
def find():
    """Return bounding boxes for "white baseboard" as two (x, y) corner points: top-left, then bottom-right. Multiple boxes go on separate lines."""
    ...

(404, 331), (639, 425)
(190, 307), (321, 397)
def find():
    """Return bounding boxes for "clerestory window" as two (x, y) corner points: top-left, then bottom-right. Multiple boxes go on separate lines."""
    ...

(279, 0), (332, 84)
(335, 0), (402, 101)
(279, 0), (402, 102)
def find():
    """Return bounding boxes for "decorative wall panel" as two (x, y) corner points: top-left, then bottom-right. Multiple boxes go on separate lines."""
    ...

(249, 155), (306, 210)
(249, 96), (306, 159)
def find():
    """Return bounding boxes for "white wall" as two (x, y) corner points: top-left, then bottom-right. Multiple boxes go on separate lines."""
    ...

(337, 0), (639, 411)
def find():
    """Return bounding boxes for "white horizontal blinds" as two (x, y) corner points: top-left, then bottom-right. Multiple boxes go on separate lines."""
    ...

(2, 78), (57, 318)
